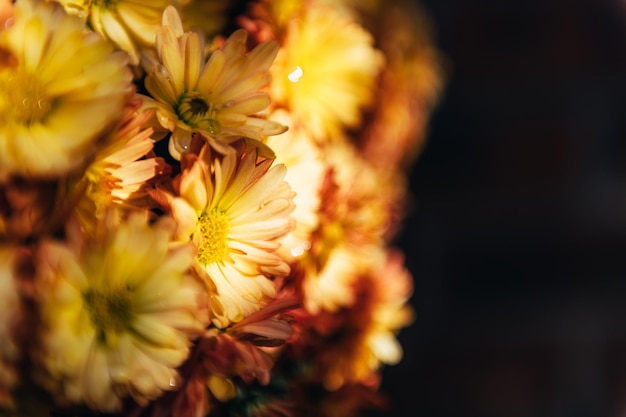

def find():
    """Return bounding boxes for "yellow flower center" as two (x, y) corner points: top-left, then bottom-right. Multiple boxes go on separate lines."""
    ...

(0, 71), (53, 125)
(196, 207), (230, 265)
(176, 90), (221, 134)
(84, 286), (134, 342)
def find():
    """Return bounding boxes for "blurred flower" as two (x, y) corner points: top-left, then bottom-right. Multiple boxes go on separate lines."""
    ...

(314, 248), (414, 390)
(0, 0), (12, 27)
(53, 0), (183, 66)
(151, 371), (214, 417)
(142, 6), (286, 160)
(295, 141), (405, 314)
(265, 110), (324, 263)
(302, 383), (387, 417)
(323, 141), (407, 245)
(150, 296), (297, 417)
(160, 140), (295, 328)
(36, 211), (208, 411)
(201, 298), (297, 407)
(0, 0), (441, 415)
(226, 295), (297, 350)
(362, 251), (414, 365)
(317, 0), (380, 17)
(201, 325), (280, 392)
(0, 245), (25, 408)
(179, 0), (232, 39)
(299, 244), (362, 315)
(0, 177), (70, 241)
(0, 0), (132, 180)
(359, 1), (445, 171)
(264, 0), (384, 140)
(73, 96), (171, 237)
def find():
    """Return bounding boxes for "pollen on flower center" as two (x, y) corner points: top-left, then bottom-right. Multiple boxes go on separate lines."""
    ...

(196, 207), (230, 265)
(175, 91), (220, 134)
(83, 286), (134, 340)
(0, 71), (53, 125)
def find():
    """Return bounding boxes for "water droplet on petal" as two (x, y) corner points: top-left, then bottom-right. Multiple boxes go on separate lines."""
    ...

(157, 65), (170, 80)
(169, 375), (181, 388)
(207, 120), (220, 135)
(64, 4), (88, 20)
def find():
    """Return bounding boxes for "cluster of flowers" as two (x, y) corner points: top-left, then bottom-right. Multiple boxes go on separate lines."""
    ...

(0, 0), (443, 416)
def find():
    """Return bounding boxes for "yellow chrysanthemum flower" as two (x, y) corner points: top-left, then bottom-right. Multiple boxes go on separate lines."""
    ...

(142, 6), (286, 160)
(268, 1), (384, 140)
(53, 0), (183, 66)
(0, 0), (132, 180)
(165, 140), (295, 328)
(36, 211), (208, 412)
(265, 110), (324, 262)
(73, 97), (171, 237)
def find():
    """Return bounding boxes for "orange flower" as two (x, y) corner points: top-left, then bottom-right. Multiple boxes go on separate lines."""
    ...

(313, 248), (414, 390)
(73, 97), (171, 237)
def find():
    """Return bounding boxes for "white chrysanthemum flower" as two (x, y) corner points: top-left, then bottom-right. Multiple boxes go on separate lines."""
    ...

(0, 0), (132, 179)
(36, 211), (208, 412)
(166, 140), (295, 328)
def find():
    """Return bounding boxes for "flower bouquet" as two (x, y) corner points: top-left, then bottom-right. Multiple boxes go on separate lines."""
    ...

(0, 0), (444, 416)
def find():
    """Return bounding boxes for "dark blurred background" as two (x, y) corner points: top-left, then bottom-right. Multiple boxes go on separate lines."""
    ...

(381, 1), (626, 416)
